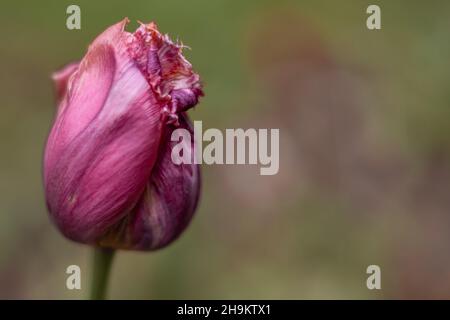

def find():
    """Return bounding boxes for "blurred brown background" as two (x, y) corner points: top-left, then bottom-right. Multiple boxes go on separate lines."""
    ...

(1, 0), (450, 299)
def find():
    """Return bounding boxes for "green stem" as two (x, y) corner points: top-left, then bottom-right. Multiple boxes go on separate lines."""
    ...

(90, 247), (115, 300)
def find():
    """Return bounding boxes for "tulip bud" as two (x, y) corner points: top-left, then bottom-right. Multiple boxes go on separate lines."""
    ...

(44, 19), (203, 250)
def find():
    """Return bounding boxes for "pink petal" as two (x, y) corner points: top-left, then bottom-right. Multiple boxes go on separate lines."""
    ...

(44, 19), (165, 243)
(98, 114), (201, 250)
(51, 62), (79, 104)
(127, 22), (204, 116)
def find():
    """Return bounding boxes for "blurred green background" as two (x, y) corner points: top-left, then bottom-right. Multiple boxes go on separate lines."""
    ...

(1, 0), (450, 299)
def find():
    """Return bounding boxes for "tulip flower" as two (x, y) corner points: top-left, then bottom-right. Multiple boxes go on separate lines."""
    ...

(44, 19), (203, 298)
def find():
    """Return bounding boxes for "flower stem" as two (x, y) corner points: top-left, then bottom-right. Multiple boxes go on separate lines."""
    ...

(90, 247), (115, 300)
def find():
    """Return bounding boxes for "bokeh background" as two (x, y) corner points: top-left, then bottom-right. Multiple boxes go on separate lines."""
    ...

(1, 0), (450, 299)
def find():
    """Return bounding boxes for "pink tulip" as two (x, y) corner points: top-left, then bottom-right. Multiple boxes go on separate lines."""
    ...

(44, 19), (203, 250)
